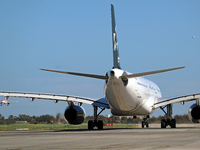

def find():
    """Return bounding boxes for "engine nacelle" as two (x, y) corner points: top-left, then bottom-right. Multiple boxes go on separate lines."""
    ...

(64, 105), (86, 125)
(188, 104), (200, 123)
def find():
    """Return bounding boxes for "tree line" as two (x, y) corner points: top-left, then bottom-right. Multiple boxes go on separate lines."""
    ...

(0, 113), (191, 125)
(0, 114), (59, 125)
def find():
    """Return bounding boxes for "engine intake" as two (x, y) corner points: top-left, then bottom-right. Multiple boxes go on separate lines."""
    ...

(188, 104), (200, 123)
(64, 105), (86, 125)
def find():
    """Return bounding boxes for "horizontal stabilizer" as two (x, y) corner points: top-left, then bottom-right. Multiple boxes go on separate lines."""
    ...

(121, 66), (185, 78)
(40, 69), (107, 80)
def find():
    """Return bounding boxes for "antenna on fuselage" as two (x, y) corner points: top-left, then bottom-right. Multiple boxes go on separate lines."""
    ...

(111, 4), (121, 69)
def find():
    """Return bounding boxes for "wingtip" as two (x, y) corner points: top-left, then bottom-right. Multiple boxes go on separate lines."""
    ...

(179, 66), (186, 69)
(40, 68), (48, 72)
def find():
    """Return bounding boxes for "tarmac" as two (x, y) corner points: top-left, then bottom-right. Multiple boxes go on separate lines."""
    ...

(0, 124), (200, 150)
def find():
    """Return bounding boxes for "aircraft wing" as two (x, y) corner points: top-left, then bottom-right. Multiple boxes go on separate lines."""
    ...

(0, 91), (110, 109)
(153, 93), (200, 108)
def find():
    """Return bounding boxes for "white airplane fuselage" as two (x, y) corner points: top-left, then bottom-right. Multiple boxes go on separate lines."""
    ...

(105, 68), (162, 116)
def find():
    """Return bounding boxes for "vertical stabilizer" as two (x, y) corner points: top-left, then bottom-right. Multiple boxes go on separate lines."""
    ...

(111, 4), (121, 69)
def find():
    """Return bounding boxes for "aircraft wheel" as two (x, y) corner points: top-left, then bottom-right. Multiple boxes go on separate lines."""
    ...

(97, 120), (103, 130)
(161, 119), (166, 128)
(146, 122), (149, 128)
(170, 119), (176, 128)
(88, 120), (94, 130)
(142, 121), (149, 128)
(142, 121), (145, 128)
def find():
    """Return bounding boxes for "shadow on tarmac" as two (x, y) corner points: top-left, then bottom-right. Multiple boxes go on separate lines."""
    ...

(53, 126), (199, 132)
(53, 127), (136, 132)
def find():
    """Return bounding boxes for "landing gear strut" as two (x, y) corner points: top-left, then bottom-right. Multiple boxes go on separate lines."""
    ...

(88, 106), (105, 130)
(160, 104), (176, 128)
(142, 116), (149, 128)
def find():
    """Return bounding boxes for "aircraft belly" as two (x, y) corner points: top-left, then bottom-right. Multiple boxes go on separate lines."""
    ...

(111, 106), (153, 116)
(106, 80), (140, 112)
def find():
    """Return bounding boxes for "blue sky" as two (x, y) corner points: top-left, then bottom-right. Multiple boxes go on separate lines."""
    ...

(0, 0), (200, 118)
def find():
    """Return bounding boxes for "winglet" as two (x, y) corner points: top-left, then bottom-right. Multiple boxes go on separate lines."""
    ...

(111, 4), (121, 69)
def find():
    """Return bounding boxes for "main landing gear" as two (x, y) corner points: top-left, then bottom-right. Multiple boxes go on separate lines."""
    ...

(88, 106), (105, 130)
(161, 118), (176, 128)
(160, 104), (176, 128)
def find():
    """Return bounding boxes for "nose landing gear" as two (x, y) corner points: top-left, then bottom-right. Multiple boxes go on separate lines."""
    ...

(141, 116), (149, 128)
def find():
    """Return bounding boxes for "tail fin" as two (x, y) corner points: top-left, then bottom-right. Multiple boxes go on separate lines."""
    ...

(111, 4), (121, 69)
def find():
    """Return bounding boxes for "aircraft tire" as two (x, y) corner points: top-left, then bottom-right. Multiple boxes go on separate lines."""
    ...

(142, 121), (145, 128)
(146, 123), (149, 128)
(170, 119), (176, 128)
(88, 120), (94, 130)
(161, 119), (166, 128)
(97, 120), (103, 130)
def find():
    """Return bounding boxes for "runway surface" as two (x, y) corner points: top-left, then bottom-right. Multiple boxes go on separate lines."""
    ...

(0, 126), (200, 150)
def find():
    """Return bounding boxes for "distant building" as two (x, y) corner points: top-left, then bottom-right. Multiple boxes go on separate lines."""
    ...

(106, 114), (111, 118)
(15, 121), (27, 124)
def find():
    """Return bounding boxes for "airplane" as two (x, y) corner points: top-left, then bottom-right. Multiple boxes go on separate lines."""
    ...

(0, 99), (18, 106)
(192, 36), (199, 39)
(0, 4), (200, 129)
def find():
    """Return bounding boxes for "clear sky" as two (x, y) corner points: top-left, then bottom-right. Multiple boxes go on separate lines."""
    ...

(0, 0), (200, 118)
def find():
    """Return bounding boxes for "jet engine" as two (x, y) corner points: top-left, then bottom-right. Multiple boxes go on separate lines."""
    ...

(188, 104), (200, 123)
(64, 105), (86, 125)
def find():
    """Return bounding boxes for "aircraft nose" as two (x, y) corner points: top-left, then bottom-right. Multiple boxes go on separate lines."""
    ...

(110, 70), (115, 76)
